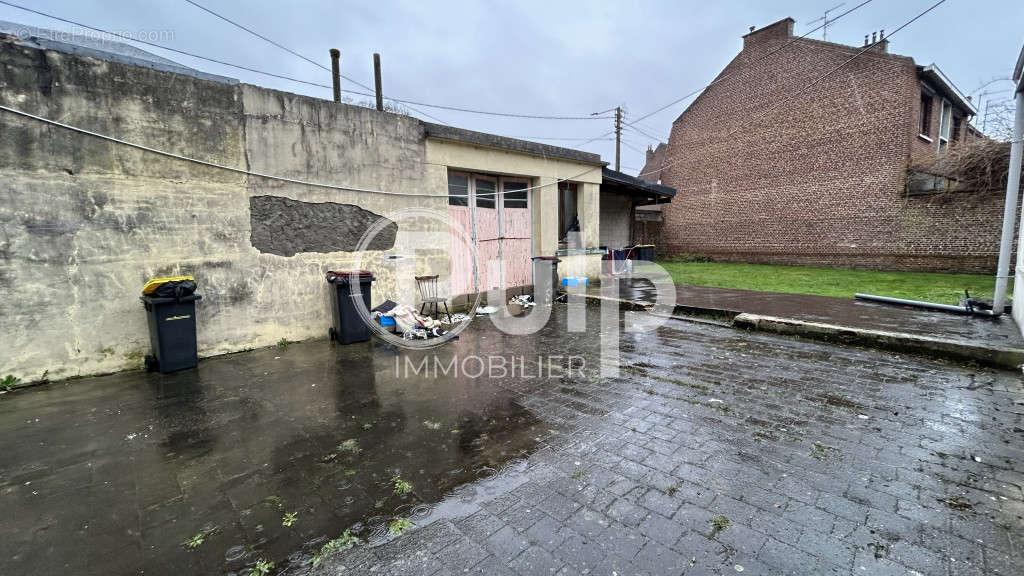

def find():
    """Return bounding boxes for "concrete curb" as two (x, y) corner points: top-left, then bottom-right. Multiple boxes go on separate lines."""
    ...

(732, 313), (1024, 370)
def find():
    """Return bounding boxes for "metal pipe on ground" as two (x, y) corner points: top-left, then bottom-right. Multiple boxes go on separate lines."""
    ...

(854, 293), (998, 317)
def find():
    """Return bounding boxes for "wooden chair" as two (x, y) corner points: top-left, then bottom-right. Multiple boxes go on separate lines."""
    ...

(415, 275), (451, 323)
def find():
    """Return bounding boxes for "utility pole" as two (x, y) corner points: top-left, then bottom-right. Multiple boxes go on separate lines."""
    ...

(614, 106), (622, 172)
(373, 53), (384, 112)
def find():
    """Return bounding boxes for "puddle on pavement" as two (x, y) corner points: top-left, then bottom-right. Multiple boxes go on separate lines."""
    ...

(0, 306), (612, 575)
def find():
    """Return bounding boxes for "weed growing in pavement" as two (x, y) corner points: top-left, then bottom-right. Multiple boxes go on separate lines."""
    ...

(811, 441), (841, 460)
(183, 532), (205, 549)
(338, 439), (361, 454)
(710, 515), (730, 537)
(867, 541), (888, 559)
(282, 511), (298, 527)
(312, 529), (361, 568)
(422, 420), (442, 430)
(570, 470), (588, 481)
(252, 558), (274, 575)
(391, 475), (413, 495)
(2, 375), (21, 390)
(389, 517), (413, 535)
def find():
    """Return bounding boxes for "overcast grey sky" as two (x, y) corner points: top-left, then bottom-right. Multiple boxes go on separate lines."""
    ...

(3, 0), (1022, 173)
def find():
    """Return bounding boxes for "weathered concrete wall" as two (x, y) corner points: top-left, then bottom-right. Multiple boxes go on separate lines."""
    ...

(239, 85), (449, 353)
(0, 42), (447, 382)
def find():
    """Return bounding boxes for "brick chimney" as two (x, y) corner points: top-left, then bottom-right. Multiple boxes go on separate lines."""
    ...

(742, 17), (794, 49)
(646, 145), (655, 165)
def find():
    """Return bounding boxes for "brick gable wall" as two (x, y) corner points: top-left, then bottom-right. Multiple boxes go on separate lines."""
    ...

(659, 22), (1009, 273)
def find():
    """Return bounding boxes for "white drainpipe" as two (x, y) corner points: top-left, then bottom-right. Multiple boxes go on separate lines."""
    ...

(994, 62), (1024, 314)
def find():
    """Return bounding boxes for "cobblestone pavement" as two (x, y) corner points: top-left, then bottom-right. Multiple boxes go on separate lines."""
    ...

(320, 316), (1024, 575)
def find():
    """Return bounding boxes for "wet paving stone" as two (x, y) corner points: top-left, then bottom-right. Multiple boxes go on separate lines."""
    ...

(3, 304), (1023, 575)
(318, 307), (1023, 575)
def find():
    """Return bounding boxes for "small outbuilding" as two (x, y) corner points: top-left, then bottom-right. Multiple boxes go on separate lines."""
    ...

(599, 167), (675, 255)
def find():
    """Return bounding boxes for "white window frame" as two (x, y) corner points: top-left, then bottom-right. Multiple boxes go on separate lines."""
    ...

(937, 98), (952, 151)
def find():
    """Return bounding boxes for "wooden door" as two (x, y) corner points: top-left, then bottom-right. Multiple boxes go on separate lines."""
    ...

(447, 172), (475, 296)
(447, 172), (534, 297)
(500, 178), (532, 289)
(473, 176), (500, 292)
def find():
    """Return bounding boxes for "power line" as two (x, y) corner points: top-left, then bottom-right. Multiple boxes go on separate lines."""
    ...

(504, 135), (615, 142)
(0, 1), (608, 123)
(0, 1), (330, 89)
(632, 0), (949, 182)
(181, 0), (612, 121)
(178, 0), (458, 124)
(620, 139), (647, 155)
(625, 124), (667, 143)
(631, 120), (671, 138)
(0, 103), (600, 198)
(183, 0), (326, 73)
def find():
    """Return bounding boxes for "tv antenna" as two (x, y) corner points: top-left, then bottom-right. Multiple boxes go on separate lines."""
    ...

(806, 3), (845, 41)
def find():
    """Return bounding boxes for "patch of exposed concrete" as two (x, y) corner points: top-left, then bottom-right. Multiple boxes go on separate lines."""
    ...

(249, 195), (397, 257)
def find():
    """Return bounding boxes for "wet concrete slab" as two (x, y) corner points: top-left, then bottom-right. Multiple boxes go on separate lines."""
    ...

(605, 279), (1024, 348)
(3, 304), (1023, 576)
(0, 313), (600, 575)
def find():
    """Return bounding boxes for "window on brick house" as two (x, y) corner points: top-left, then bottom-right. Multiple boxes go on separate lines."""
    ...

(938, 99), (952, 151)
(919, 92), (933, 137)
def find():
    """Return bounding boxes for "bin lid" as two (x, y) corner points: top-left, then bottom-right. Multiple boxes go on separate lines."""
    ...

(327, 270), (375, 284)
(531, 256), (561, 263)
(142, 275), (195, 295)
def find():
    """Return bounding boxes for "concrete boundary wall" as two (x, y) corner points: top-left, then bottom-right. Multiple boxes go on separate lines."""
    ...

(0, 42), (448, 381)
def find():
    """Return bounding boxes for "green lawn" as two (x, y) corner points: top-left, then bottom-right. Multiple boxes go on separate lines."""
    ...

(658, 261), (1009, 305)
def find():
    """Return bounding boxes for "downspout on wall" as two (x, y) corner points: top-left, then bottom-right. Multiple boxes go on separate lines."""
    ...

(1007, 44), (1024, 332)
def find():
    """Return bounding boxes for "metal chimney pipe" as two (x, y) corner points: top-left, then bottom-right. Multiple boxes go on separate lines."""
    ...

(330, 49), (341, 103)
(864, 35), (868, 46)
(373, 53), (383, 112)
(872, 32), (877, 43)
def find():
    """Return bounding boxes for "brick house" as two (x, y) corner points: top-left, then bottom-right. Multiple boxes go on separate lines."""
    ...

(658, 17), (1008, 273)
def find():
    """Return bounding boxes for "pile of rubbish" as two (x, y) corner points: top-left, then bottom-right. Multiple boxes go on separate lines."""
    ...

(509, 294), (535, 308)
(371, 300), (449, 340)
(443, 312), (471, 324)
